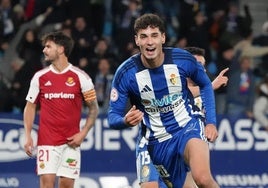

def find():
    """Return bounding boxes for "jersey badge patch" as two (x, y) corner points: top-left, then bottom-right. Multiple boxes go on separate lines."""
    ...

(65, 77), (75, 87)
(39, 162), (45, 169)
(170, 73), (178, 85)
(141, 165), (150, 178)
(110, 88), (118, 102)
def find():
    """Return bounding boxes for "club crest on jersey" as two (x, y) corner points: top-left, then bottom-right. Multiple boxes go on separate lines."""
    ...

(65, 77), (75, 86)
(170, 73), (178, 85)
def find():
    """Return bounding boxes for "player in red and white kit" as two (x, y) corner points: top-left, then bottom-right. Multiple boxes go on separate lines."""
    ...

(23, 31), (99, 188)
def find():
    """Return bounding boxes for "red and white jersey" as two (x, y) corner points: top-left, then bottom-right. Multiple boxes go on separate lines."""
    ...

(26, 64), (94, 146)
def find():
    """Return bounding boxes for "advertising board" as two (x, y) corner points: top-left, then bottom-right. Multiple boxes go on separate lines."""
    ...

(0, 113), (267, 188)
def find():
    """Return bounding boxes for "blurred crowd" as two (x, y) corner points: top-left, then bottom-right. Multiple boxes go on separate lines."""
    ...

(0, 0), (268, 127)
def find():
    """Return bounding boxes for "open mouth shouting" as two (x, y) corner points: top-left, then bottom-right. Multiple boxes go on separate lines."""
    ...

(145, 47), (156, 56)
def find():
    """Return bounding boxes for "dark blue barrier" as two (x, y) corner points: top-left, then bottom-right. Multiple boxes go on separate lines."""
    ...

(210, 115), (268, 188)
(0, 113), (267, 188)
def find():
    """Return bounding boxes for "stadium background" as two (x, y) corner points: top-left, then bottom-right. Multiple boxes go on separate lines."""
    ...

(0, 0), (268, 187)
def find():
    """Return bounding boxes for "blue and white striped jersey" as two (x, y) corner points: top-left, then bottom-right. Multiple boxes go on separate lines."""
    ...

(108, 47), (216, 144)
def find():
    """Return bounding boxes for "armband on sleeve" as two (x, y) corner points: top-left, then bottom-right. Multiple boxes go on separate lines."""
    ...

(83, 89), (97, 102)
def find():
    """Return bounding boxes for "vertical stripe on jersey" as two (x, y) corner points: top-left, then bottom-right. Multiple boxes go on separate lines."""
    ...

(163, 64), (191, 127)
(198, 118), (207, 142)
(135, 70), (171, 142)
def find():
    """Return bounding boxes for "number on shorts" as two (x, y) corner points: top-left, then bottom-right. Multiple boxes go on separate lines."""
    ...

(140, 151), (151, 165)
(38, 149), (49, 162)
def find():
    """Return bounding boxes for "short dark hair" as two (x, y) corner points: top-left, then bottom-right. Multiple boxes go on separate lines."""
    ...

(41, 31), (74, 57)
(134, 13), (165, 35)
(184, 46), (205, 57)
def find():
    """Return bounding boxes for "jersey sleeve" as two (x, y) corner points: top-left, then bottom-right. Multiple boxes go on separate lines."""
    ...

(178, 50), (216, 125)
(78, 72), (96, 102)
(25, 73), (40, 104)
(79, 72), (95, 93)
(108, 63), (132, 130)
(189, 61), (216, 125)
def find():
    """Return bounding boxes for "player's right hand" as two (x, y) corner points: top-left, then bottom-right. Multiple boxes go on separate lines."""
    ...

(24, 137), (34, 157)
(212, 67), (229, 89)
(124, 105), (144, 127)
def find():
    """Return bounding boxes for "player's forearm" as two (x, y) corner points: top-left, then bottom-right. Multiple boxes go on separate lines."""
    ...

(188, 85), (200, 97)
(81, 100), (99, 136)
(108, 111), (129, 130)
(211, 80), (218, 90)
(24, 122), (33, 138)
(23, 102), (36, 138)
(200, 84), (217, 125)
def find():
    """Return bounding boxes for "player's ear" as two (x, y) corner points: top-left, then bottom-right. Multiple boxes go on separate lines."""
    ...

(162, 33), (166, 44)
(135, 35), (139, 46)
(58, 45), (65, 55)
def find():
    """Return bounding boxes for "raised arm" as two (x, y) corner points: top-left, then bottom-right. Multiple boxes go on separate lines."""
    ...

(188, 68), (229, 97)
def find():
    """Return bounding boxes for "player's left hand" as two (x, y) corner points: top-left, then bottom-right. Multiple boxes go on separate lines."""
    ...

(67, 133), (83, 148)
(205, 124), (218, 143)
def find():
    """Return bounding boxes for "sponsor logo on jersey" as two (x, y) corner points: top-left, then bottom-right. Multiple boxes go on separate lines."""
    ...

(65, 77), (75, 86)
(141, 93), (181, 107)
(144, 99), (183, 113)
(44, 81), (52, 86)
(141, 85), (152, 93)
(44, 92), (75, 100)
(66, 158), (77, 167)
(142, 93), (183, 113)
(141, 99), (151, 106)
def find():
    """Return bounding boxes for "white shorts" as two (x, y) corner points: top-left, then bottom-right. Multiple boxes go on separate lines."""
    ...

(36, 144), (81, 179)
